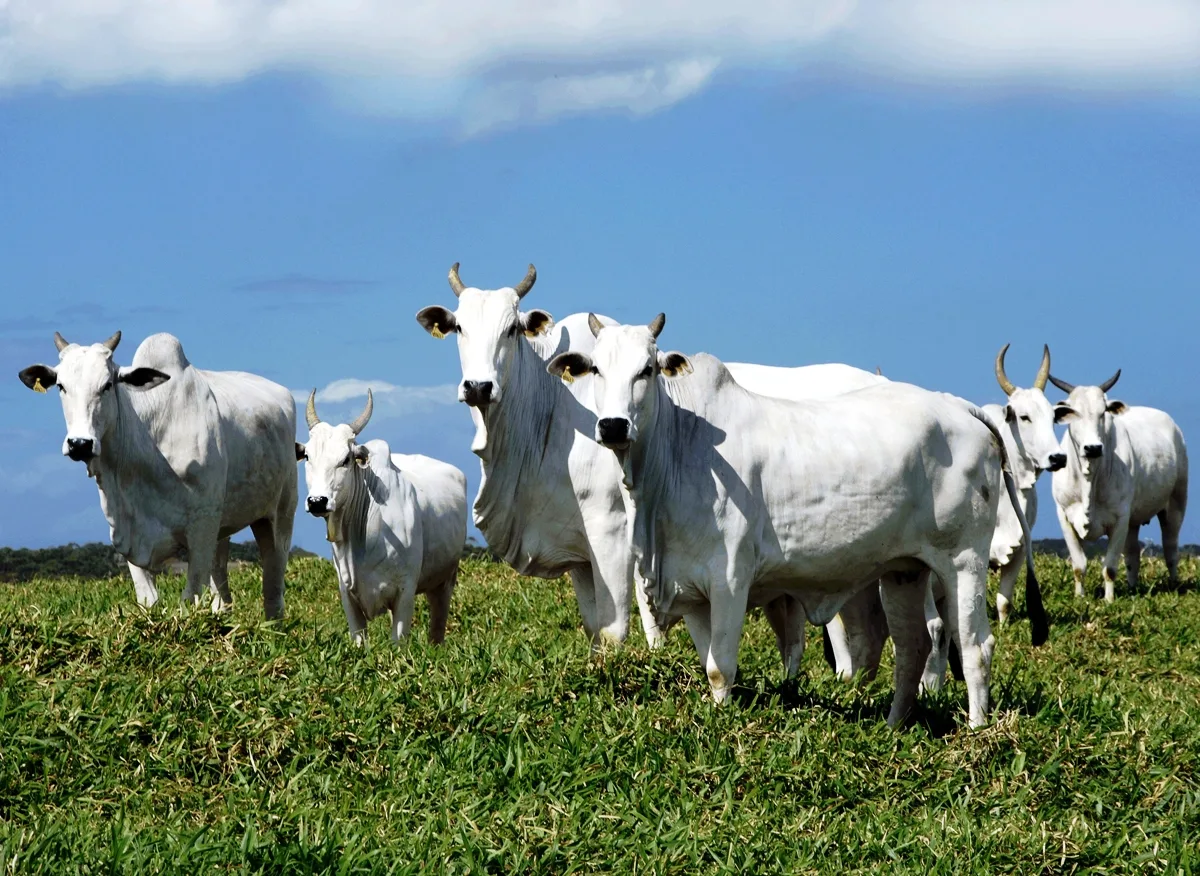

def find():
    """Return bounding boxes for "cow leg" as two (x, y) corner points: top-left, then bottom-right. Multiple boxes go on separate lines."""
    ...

(939, 553), (994, 729)
(763, 596), (805, 679)
(879, 572), (932, 727)
(250, 516), (288, 620)
(180, 524), (218, 612)
(838, 583), (888, 684)
(919, 575), (948, 694)
(389, 583), (418, 644)
(338, 587), (368, 646)
(995, 543), (1024, 626)
(1103, 517), (1130, 603)
(705, 588), (749, 705)
(586, 537), (633, 649)
(208, 537), (233, 613)
(633, 577), (668, 650)
(1057, 504), (1090, 598)
(128, 563), (159, 609)
(1123, 524), (1142, 594)
(1159, 489), (1186, 586)
(823, 614), (854, 680)
(426, 573), (456, 645)
(567, 567), (600, 648)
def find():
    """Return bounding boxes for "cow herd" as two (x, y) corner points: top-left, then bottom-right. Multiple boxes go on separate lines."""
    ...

(17, 264), (1188, 729)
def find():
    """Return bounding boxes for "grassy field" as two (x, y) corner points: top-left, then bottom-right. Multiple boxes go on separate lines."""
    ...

(1, 553), (1198, 874)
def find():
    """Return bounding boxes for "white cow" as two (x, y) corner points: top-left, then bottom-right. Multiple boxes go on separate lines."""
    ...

(549, 315), (1043, 728)
(1050, 369), (1188, 602)
(416, 263), (889, 663)
(297, 390), (467, 644)
(19, 332), (298, 617)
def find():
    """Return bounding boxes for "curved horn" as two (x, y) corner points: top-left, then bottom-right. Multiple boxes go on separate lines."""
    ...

(587, 313), (604, 337)
(348, 388), (374, 436)
(54, 332), (70, 353)
(102, 331), (121, 353)
(1048, 374), (1075, 394)
(1033, 344), (1051, 391)
(994, 343), (1016, 396)
(875, 365), (883, 376)
(305, 389), (320, 429)
(648, 313), (666, 340)
(1099, 369), (1121, 394)
(513, 264), (537, 299)
(448, 263), (466, 298)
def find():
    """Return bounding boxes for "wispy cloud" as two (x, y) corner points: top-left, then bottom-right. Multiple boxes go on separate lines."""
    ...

(2, 1), (1196, 133)
(235, 274), (378, 296)
(293, 378), (459, 423)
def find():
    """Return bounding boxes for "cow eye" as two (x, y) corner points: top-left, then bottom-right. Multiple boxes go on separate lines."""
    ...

(1019, 415), (1031, 422)
(637, 365), (654, 380)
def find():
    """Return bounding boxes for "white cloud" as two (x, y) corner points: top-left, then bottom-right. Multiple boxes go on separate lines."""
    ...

(2, 1), (1198, 132)
(293, 379), (458, 420)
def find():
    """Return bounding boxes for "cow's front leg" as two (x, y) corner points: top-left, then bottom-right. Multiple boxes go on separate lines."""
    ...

(390, 583), (418, 643)
(567, 566), (600, 647)
(339, 587), (368, 647)
(995, 543), (1025, 626)
(209, 537), (233, 613)
(705, 585), (750, 705)
(181, 524), (219, 611)
(128, 563), (159, 609)
(1056, 504), (1090, 598)
(763, 595), (805, 679)
(1103, 517), (1131, 603)
(586, 534), (633, 649)
(919, 575), (948, 694)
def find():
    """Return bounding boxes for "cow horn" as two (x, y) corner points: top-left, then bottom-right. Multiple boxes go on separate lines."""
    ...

(448, 263), (466, 298)
(306, 389), (320, 429)
(102, 331), (121, 353)
(1099, 369), (1121, 393)
(1048, 375), (1075, 394)
(648, 313), (666, 340)
(1033, 344), (1051, 391)
(587, 313), (604, 337)
(348, 389), (373, 436)
(54, 332), (70, 353)
(513, 264), (537, 299)
(994, 343), (1016, 396)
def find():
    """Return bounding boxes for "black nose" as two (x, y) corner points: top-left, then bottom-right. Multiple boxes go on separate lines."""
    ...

(597, 417), (630, 446)
(1083, 444), (1103, 460)
(1048, 453), (1067, 471)
(66, 437), (94, 462)
(306, 496), (329, 516)
(462, 380), (494, 407)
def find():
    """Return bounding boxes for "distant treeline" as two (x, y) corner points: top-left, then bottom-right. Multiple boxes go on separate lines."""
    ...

(1028, 538), (1199, 559)
(0, 542), (318, 583)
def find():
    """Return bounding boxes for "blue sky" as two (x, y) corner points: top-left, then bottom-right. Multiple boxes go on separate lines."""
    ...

(2, 1), (1199, 554)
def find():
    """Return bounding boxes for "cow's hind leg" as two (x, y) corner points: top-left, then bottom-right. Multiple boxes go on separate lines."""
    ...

(250, 516), (289, 620)
(426, 572), (456, 645)
(1123, 524), (1142, 594)
(936, 552), (994, 729)
(209, 537), (233, 613)
(880, 572), (932, 727)
(1159, 487), (1186, 587)
(128, 563), (159, 609)
(995, 545), (1024, 626)
(763, 595), (805, 679)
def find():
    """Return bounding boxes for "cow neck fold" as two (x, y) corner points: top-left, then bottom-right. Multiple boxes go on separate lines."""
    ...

(472, 336), (559, 567)
(329, 460), (374, 594)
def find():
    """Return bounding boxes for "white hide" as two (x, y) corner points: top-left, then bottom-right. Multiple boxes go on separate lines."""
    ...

(19, 333), (298, 617)
(1051, 385), (1188, 602)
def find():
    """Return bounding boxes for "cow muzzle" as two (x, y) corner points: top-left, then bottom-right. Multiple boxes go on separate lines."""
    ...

(306, 496), (330, 517)
(461, 380), (496, 408)
(1047, 453), (1067, 472)
(597, 417), (632, 449)
(1083, 444), (1103, 460)
(64, 437), (96, 462)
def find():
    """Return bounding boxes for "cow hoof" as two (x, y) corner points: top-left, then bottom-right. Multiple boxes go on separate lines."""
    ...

(919, 673), (944, 695)
(995, 595), (1011, 626)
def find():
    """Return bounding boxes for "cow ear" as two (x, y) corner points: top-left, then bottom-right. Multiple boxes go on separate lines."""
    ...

(1005, 404), (1016, 423)
(1054, 404), (1077, 424)
(18, 365), (57, 393)
(658, 351), (692, 378)
(521, 309), (554, 338)
(416, 306), (457, 339)
(546, 352), (593, 384)
(118, 367), (170, 390)
(295, 442), (307, 462)
(1106, 400), (1127, 415)
(352, 444), (370, 467)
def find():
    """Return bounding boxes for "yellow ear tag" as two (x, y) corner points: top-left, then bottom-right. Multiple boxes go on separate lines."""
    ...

(430, 326), (446, 340)
(561, 366), (574, 384)
(33, 378), (47, 394)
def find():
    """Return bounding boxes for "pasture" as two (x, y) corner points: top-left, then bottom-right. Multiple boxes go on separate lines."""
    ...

(1, 553), (1198, 874)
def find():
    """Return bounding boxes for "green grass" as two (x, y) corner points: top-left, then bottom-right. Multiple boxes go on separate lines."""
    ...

(1, 553), (1198, 874)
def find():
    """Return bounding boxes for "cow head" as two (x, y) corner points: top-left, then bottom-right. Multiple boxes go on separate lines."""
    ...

(415, 263), (553, 408)
(546, 313), (690, 450)
(295, 389), (373, 517)
(1048, 369), (1125, 476)
(994, 343), (1065, 475)
(18, 332), (170, 464)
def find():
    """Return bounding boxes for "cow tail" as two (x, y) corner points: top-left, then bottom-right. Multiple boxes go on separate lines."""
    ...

(967, 405), (1049, 647)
